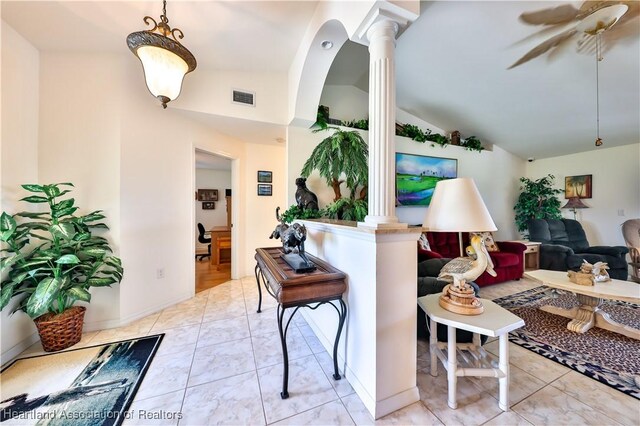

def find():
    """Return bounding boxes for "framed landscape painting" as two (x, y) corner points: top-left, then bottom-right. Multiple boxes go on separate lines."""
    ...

(396, 153), (457, 206)
(565, 175), (592, 199)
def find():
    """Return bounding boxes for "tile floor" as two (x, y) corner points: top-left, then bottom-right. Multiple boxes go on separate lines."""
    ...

(19, 277), (640, 425)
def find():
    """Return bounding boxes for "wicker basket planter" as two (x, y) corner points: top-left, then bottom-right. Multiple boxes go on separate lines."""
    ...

(34, 306), (86, 352)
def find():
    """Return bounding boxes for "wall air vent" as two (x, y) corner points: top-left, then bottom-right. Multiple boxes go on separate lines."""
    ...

(232, 90), (256, 106)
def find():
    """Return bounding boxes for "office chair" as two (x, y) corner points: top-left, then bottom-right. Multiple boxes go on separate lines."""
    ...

(196, 223), (211, 261)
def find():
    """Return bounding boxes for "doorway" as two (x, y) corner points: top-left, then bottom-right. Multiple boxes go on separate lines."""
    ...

(194, 149), (233, 293)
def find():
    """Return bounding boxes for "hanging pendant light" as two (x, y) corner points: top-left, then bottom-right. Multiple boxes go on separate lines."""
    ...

(576, 4), (628, 147)
(127, 0), (197, 109)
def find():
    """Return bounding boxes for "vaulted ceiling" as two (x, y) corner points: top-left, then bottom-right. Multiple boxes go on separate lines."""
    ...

(3, 1), (639, 160)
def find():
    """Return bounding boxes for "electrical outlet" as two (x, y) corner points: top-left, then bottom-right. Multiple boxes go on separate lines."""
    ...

(156, 268), (165, 279)
(618, 209), (625, 217)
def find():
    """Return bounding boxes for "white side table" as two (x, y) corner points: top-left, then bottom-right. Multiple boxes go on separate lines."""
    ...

(417, 294), (525, 411)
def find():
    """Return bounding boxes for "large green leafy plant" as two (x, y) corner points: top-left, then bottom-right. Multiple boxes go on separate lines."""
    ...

(513, 175), (563, 235)
(1, 183), (123, 319)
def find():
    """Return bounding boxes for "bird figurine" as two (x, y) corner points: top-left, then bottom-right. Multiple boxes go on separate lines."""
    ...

(465, 245), (477, 260)
(437, 234), (497, 315)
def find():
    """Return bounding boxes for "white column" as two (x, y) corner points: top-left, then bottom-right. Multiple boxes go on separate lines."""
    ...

(361, 19), (407, 229)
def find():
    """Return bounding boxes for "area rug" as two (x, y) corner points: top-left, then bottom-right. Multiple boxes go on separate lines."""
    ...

(0, 334), (163, 426)
(494, 286), (640, 399)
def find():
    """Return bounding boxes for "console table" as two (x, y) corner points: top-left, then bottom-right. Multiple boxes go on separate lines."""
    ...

(254, 247), (347, 399)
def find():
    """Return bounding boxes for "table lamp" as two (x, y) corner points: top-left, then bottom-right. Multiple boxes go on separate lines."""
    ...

(423, 178), (497, 315)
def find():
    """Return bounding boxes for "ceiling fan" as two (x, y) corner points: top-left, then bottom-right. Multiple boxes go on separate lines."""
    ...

(509, 1), (639, 69)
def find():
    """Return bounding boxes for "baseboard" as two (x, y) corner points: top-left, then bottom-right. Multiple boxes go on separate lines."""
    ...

(1, 292), (194, 366)
(1, 332), (40, 367)
(301, 310), (420, 420)
(373, 386), (420, 419)
(83, 291), (194, 332)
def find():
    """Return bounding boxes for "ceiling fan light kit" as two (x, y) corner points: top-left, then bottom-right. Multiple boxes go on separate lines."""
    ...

(126, 0), (197, 109)
(576, 4), (628, 35)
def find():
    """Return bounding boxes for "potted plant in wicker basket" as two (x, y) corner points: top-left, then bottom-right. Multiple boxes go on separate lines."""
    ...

(0, 183), (123, 352)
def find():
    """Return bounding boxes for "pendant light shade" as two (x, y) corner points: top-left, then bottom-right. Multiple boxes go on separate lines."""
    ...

(127, 0), (196, 108)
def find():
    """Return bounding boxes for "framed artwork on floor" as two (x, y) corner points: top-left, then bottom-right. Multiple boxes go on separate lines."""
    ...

(565, 175), (592, 199)
(257, 184), (272, 196)
(257, 170), (273, 183)
(395, 153), (457, 206)
(198, 189), (218, 201)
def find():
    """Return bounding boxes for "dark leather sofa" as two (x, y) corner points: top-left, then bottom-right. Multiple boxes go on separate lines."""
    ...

(527, 218), (629, 280)
(417, 232), (526, 286)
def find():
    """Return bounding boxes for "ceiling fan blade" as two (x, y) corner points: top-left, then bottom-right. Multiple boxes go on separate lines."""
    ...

(520, 4), (580, 25)
(509, 28), (578, 69)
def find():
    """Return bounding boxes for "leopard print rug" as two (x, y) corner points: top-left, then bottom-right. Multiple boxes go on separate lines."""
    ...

(494, 286), (640, 399)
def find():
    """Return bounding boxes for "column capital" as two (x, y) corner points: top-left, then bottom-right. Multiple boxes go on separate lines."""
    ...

(353, 5), (417, 46)
(366, 19), (399, 44)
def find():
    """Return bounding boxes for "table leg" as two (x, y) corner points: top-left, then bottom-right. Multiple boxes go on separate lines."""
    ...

(254, 264), (263, 313)
(332, 299), (347, 380)
(277, 304), (290, 399)
(498, 333), (509, 411)
(447, 325), (457, 409)
(567, 294), (600, 334)
(429, 317), (437, 377)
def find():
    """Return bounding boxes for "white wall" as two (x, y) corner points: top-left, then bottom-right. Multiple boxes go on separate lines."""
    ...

(1, 21), (41, 361)
(287, 125), (525, 241)
(1, 41), (291, 358)
(38, 52), (123, 328)
(176, 69), (288, 125)
(195, 168), (231, 229)
(526, 143), (640, 246)
(241, 142), (287, 273)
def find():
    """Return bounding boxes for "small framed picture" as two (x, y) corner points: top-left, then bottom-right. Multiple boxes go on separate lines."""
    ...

(565, 175), (592, 199)
(202, 201), (215, 210)
(257, 170), (272, 183)
(257, 184), (272, 196)
(198, 189), (218, 201)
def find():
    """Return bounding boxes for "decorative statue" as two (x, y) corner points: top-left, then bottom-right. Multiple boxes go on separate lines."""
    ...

(270, 207), (314, 272)
(437, 234), (497, 315)
(295, 177), (319, 211)
(573, 259), (610, 283)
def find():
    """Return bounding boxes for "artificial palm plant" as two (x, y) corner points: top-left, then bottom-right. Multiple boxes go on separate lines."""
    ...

(1, 183), (123, 351)
(301, 127), (368, 201)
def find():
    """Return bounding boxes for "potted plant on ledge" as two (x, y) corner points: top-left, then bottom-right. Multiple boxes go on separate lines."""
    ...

(1, 183), (123, 352)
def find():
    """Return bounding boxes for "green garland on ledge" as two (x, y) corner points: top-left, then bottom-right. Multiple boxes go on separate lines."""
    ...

(313, 105), (485, 152)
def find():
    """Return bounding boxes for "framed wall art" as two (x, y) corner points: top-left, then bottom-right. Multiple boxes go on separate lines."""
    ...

(257, 170), (273, 183)
(198, 189), (218, 201)
(257, 184), (272, 196)
(565, 175), (592, 199)
(202, 201), (215, 210)
(395, 153), (457, 206)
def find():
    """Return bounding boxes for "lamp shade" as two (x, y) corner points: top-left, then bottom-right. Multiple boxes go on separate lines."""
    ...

(423, 178), (497, 232)
(562, 197), (589, 210)
(137, 45), (189, 101)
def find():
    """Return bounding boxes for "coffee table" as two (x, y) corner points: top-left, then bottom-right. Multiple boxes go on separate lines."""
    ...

(525, 269), (640, 339)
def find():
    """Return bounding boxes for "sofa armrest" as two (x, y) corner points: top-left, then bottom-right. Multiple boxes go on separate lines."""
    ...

(496, 241), (527, 254)
(417, 245), (443, 260)
(582, 246), (629, 257)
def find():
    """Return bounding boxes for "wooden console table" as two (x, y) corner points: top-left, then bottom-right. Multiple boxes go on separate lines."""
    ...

(254, 247), (347, 399)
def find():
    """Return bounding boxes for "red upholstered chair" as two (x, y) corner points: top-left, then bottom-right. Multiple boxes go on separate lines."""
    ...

(417, 232), (526, 286)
